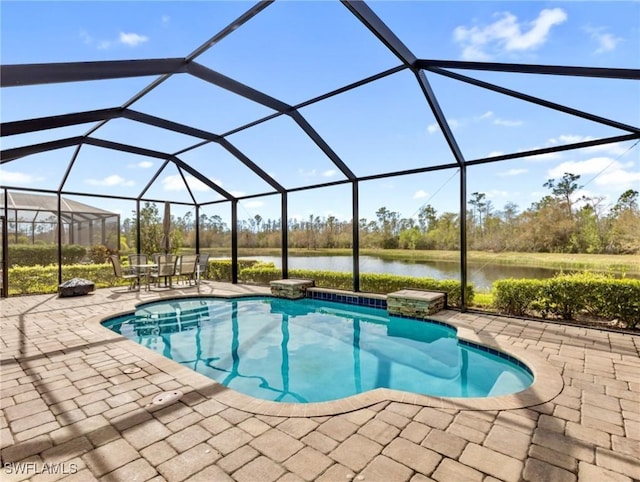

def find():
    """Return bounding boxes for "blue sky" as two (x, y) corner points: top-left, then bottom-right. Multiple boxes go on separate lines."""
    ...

(1, 1), (639, 225)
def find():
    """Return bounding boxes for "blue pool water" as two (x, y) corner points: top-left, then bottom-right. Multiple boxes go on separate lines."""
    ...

(103, 297), (533, 403)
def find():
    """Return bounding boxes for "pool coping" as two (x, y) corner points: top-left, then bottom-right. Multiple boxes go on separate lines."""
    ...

(85, 292), (564, 417)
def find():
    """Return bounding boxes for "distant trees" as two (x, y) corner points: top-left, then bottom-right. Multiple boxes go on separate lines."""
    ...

(543, 172), (582, 217)
(608, 189), (640, 254)
(136, 202), (162, 255)
(465, 175), (639, 254)
(121, 175), (640, 255)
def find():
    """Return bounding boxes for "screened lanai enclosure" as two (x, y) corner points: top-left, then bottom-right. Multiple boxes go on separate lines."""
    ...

(1, 1), (639, 303)
(0, 192), (119, 248)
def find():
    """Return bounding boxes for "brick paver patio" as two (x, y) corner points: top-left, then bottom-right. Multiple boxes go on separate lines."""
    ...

(1, 282), (638, 481)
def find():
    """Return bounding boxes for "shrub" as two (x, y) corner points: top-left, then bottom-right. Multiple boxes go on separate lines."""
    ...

(87, 244), (113, 264)
(238, 265), (473, 308)
(493, 279), (546, 317)
(7, 263), (124, 295)
(209, 259), (263, 281)
(493, 272), (640, 328)
(8, 244), (87, 267)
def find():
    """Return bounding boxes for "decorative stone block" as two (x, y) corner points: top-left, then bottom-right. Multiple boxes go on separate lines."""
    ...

(58, 278), (95, 297)
(387, 289), (446, 318)
(270, 279), (315, 299)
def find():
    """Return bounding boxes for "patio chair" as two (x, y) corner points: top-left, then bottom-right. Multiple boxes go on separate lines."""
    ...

(176, 254), (199, 286)
(109, 255), (139, 290)
(197, 253), (210, 281)
(150, 255), (178, 288)
(128, 254), (149, 266)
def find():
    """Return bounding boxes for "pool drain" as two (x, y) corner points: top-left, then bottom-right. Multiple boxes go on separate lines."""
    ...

(121, 365), (141, 374)
(150, 390), (183, 407)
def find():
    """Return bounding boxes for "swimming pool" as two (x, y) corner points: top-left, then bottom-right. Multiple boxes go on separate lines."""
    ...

(103, 296), (533, 403)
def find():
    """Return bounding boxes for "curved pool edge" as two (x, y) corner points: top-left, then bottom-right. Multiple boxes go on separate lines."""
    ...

(85, 294), (564, 417)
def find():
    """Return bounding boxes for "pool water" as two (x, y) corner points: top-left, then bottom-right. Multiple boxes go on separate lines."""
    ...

(103, 297), (533, 403)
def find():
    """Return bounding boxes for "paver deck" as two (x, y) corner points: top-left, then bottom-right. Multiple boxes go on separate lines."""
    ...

(1, 282), (638, 481)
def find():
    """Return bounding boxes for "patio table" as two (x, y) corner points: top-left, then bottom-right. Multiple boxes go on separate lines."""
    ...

(131, 263), (157, 291)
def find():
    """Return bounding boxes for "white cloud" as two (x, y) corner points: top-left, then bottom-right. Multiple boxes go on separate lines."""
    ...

(230, 191), (246, 198)
(499, 168), (528, 177)
(119, 32), (149, 47)
(493, 118), (523, 127)
(413, 190), (428, 199)
(0, 170), (45, 185)
(595, 168), (640, 188)
(586, 142), (630, 156)
(454, 8), (567, 60)
(550, 134), (591, 145)
(79, 30), (93, 45)
(486, 189), (510, 199)
(80, 30), (148, 50)
(429, 111), (519, 136)
(487, 150), (504, 157)
(584, 26), (622, 54)
(162, 174), (186, 191)
(127, 161), (153, 169)
(448, 119), (461, 130)
(524, 134), (614, 163)
(324, 210), (345, 219)
(526, 150), (563, 162)
(548, 157), (613, 178)
(547, 134), (629, 156)
(164, 174), (222, 192)
(161, 15), (170, 24)
(547, 157), (640, 189)
(427, 119), (461, 134)
(593, 33), (621, 54)
(85, 174), (134, 187)
(473, 111), (523, 128)
(244, 201), (264, 209)
(297, 168), (339, 178)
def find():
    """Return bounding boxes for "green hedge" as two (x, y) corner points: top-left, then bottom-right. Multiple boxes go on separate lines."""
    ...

(8, 244), (87, 267)
(8, 259), (636, 329)
(492, 279), (545, 317)
(493, 272), (640, 328)
(207, 259), (263, 281)
(5, 259), (259, 295)
(8, 264), (122, 295)
(238, 266), (473, 308)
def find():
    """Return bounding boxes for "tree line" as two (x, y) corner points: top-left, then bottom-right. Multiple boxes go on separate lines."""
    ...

(124, 173), (639, 255)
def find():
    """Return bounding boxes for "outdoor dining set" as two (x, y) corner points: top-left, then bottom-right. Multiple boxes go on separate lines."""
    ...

(108, 253), (210, 291)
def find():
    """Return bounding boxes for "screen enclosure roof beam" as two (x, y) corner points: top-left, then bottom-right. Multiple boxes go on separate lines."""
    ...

(0, 59), (188, 87)
(416, 59), (640, 80)
(426, 66), (640, 136)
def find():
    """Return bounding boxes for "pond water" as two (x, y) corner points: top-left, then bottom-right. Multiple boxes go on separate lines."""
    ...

(239, 255), (563, 291)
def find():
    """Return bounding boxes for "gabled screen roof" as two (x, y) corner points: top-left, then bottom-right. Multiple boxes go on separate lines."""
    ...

(1, 1), (638, 223)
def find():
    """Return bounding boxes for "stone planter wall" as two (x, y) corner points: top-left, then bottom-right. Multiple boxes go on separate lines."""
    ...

(270, 279), (315, 299)
(386, 289), (446, 318)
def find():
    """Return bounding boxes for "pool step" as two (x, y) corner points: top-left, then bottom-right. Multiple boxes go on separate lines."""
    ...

(387, 289), (447, 318)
